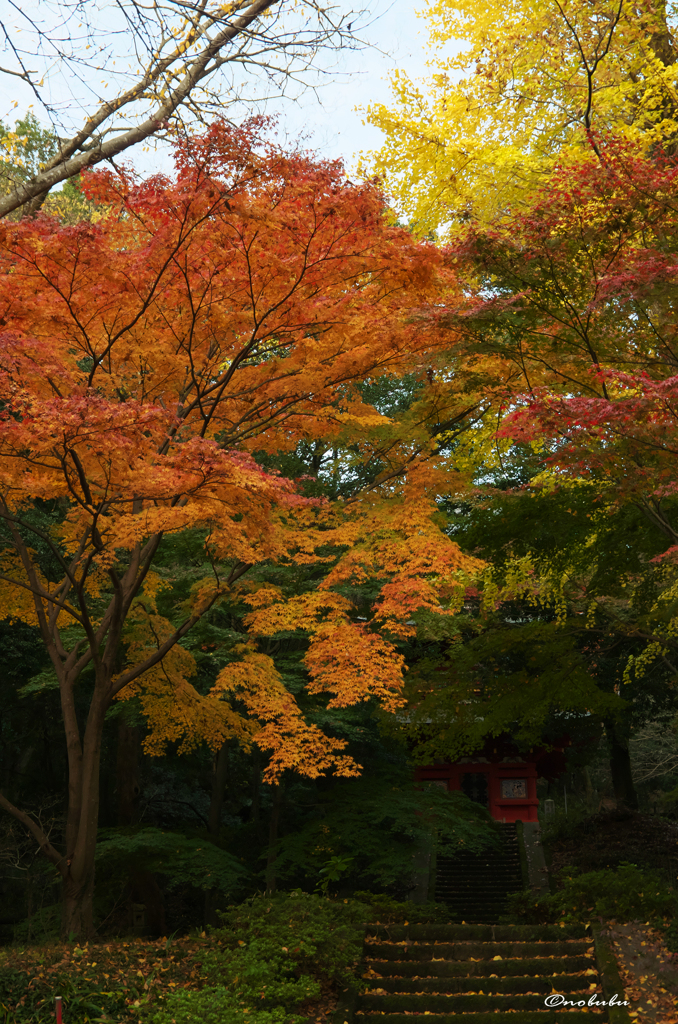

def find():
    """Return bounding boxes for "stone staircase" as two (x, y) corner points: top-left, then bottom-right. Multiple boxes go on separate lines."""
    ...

(434, 823), (524, 922)
(355, 922), (607, 1023)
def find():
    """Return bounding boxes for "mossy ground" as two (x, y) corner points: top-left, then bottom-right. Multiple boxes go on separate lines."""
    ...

(546, 811), (678, 876)
(0, 931), (344, 1023)
(605, 922), (678, 1024)
(0, 892), (443, 1023)
(0, 934), (215, 1023)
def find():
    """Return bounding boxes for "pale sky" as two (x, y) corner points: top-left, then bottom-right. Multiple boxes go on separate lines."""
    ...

(2, 0), (433, 176)
(262, 0), (432, 170)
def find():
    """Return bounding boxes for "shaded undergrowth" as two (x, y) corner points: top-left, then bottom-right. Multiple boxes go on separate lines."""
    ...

(0, 891), (449, 1024)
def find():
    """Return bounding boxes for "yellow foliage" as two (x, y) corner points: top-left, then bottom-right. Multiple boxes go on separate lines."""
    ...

(365, 0), (678, 233)
(0, 547), (64, 627)
(304, 623), (406, 713)
(116, 608), (256, 755)
(213, 650), (360, 780)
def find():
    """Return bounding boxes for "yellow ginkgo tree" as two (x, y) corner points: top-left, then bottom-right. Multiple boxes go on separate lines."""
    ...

(366, 0), (678, 234)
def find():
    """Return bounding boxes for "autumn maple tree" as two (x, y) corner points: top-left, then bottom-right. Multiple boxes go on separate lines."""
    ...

(435, 137), (678, 805)
(445, 138), (678, 513)
(0, 119), (485, 938)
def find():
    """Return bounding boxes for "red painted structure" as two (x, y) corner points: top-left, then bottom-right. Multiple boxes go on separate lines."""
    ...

(416, 737), (569, 823)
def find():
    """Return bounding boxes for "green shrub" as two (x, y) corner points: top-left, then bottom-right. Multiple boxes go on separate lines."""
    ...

(538, 804), (590, 845)
(204, 939), (320, 1007)
(0, 937), (207, 1023)
(3, 891), (446, 1024)
(11, 903), (61, 944)
(144, 986), (291, 1024)
(352, 891), (450, 924)
(96, 828), (249, 895)
(507, 862), (677, 924)
(141, 891), (368, 1024)
(204, 891), (366, 993)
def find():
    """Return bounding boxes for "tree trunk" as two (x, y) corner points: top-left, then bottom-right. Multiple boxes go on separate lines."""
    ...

(116, 719), (142, 825)
(0, 520), (234, 944)
(59, 693), (109, 940)
(604, 718), (638, 810)
(115, 719), (166, 935)
(251, 747), (261, 826)
(61, 862), (96, 940)
(204, 740), (230, 927)
(265, 783), (282, 895)
(649, 1), (676, 69)
(208, 740), (229, 837)
(583, 765), (595, 809)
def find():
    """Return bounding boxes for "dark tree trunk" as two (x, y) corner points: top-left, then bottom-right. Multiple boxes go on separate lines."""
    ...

(265, 783), (282, 895)
(62, 871), (96, 940)
(604, 718), (638, 810)
(59, 696), (108, 941)
(649, 1), (676, 68)
(0, 522), (233, 944)
(116, 717), (165, 935)
(251, 747), (261, 826)
(116, 719), (142, 825)
(204, 740), (230, 927)
(129, 868), (165, 934)
(208, 740), (229, 837)
(646, 2), (678, 154)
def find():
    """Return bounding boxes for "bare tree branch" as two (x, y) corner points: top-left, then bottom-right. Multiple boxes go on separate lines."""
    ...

(0, 0), (361, 218)
(0, 791), (66, 875)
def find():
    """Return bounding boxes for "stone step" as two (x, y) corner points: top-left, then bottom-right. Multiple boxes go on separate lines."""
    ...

(440, 844), (520, 851)
(437, 876), (522, 884)
(438, 882), (521, 889)
(363, 974), (595, 995)
(363, 940), (591, 960)
(438, 860), (521, 867)
(435, 894), (522, 904)
(439, 852), (522, 860)
(355, 1013), (603, 1023)
(365, 924), (588, 941)
(362, 955), (594, 977)
(438, 873), (522, 880)
(359, 992), (604, 1013)
(438, 871), (522, 876)
(439, 881), (523, 888)
(437, 867), (522, 876)
(438, 872), (522, 879)
(447, 866), (523, 872)
(436, 881), (522, 890)
(355, 828), (608, 1021)
(436, 908), (520, 917)
(437, 892), (521, 900)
